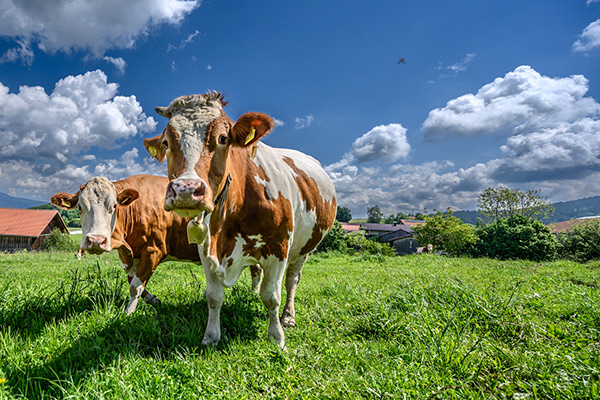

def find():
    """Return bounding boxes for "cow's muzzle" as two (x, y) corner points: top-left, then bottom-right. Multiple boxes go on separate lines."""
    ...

(83, 234), (110, 254)
(165, 178), (214, 217)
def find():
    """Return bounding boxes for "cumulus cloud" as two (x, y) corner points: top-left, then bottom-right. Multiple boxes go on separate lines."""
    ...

(326, 123), (411, 174)
(0, 0), (200, 62)
(329, 67), (600, 217)
(0, 69), (156, 162)
(350, 124), (410, 163)
(422, 65), (600, 141)
(587, 0), (600, 6)
(573, 19), (600, 53)
(0, 148), (166, 200)
(103, 56), (127, 73)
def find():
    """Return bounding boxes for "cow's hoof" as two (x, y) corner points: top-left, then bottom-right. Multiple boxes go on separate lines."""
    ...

(201, 336), (219, 346)
(281, 316), (296, 328)
(144, 294), (162, 306)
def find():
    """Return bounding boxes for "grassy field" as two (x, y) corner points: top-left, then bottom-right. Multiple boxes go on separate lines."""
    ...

(0, 249), (598, 399)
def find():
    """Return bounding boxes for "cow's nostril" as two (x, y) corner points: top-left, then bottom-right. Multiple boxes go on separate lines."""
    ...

(193, 184), (205, 197)
(167, 182), (177, 199)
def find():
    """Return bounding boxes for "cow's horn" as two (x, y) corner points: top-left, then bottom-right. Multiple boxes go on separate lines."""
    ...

(155, 106), (171, 118)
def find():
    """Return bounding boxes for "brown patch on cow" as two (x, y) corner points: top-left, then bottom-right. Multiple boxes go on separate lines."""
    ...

(282, 157), (337, 255)
(207, 147), (294, 264)
(111, 175), (200, 265)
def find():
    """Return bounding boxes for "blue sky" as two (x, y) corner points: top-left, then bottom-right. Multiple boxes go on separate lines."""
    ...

(1, 0), (599, 217)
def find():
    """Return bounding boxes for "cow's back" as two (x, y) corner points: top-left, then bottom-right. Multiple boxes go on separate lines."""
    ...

(113, 175), (199, 261)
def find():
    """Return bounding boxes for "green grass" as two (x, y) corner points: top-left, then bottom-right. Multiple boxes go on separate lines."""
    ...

(0, 250), (598, 399)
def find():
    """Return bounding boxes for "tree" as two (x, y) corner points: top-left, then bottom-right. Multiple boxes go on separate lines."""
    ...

(383, 214), (397, 224)
(42, 228), (78, 252)
(336, 206), (352, 223)
(476, 215), (557, 261)
(413, 209), (477, 256)
(366, 205), (383, 223)
(477, 186), (553, 222)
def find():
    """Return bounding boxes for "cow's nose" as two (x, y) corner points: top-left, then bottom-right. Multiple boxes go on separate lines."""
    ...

(166, 179), (208, 207)
(169, 179), (206, 198)
(84, 235), (109, 253)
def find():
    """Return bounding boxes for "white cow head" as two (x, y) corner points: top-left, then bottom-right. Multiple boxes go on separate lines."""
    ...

(51, 177), (139, 254)
(143, 92), (274, 217)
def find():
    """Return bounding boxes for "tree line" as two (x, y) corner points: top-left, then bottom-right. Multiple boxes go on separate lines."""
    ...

(333, 186), (600, 262)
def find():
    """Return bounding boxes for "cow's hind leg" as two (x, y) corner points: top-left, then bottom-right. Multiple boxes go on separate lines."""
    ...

(202, 264), (225, 345)
(249, 264), (263, 294)
(260, 259), (287, 348)
(281, 255), (307, 328)
(125, 250), (161, 314)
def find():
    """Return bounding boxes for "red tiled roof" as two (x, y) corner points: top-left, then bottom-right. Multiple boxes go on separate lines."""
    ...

(341, 223), (361, 232)
(548, 216), (600, 233)
(0, 208), (66, 237)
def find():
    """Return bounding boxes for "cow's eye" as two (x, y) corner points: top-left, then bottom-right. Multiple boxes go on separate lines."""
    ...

(162, 140), (169, 150)
(218, 135), (228, 145)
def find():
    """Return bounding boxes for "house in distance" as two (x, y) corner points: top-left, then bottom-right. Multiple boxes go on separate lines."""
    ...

(0, 208), (69, 252)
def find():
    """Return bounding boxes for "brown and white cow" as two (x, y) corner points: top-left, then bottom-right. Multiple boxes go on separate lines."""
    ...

(144, 92), (337, 347)
(51, 175), (219, 314)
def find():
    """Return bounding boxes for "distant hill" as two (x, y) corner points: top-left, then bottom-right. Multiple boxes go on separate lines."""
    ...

(453, 196), (600, 225)
(0, 192), (46, 209)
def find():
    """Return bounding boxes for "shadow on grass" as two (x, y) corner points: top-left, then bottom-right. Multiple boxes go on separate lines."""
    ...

(2, 270), (266, 399)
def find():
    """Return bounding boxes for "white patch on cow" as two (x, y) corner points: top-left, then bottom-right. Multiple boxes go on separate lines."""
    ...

(121, 262), (128, 271)
(248, 234), (265, 249)
(278, 147), (337, 203)
(126, 275), (145, 314)
(126, 259), (140, 278)
(289, 205), (319, 260)
(167, 95), (223, 180)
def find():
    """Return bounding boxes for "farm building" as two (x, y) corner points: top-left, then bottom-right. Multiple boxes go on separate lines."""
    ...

(359, 220), (426, 255)
(0, 208), (69, 251)
(548, 216), (600, 233)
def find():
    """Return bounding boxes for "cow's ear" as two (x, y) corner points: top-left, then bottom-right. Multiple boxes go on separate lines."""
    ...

(51, 192), (79, 210)
(231, 112), (274, 147)
(117, 189), (140, 207)
(144, 135), (166, 162)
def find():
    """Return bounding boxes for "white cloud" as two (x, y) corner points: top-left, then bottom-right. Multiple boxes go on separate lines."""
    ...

(422, 65), (600, 141)
(351, 124), (410, 163)
(103, 56), (127, 73)
(573, 19), (600, 53)
(329, 67), (600, 217)
(1, 148), (166, 201)
(0, 69), (156, 162)
(167, 29), (200, 52)
(273, 118), (285, 127)
(0, 0), (200, 63)
(436, 53), (476, 75)
(587, 0), (600, 6)
(294, 115), (314, 129)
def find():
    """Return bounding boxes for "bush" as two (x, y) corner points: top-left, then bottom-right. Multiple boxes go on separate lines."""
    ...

(42, 228), (78, 252)
(317, 221), (395, 256)
(556, 218), (600, 262)
(317, 221), (348, 252)
(476, 215), (557, 261)
(413, 210), (477, 256)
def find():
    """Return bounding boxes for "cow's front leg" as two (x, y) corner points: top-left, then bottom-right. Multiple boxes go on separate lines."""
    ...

(260, 259), (287, 348)
(202, 264), (225, 345)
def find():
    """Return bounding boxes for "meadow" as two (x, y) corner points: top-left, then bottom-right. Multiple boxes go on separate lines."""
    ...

(0, 247), (598, 399)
